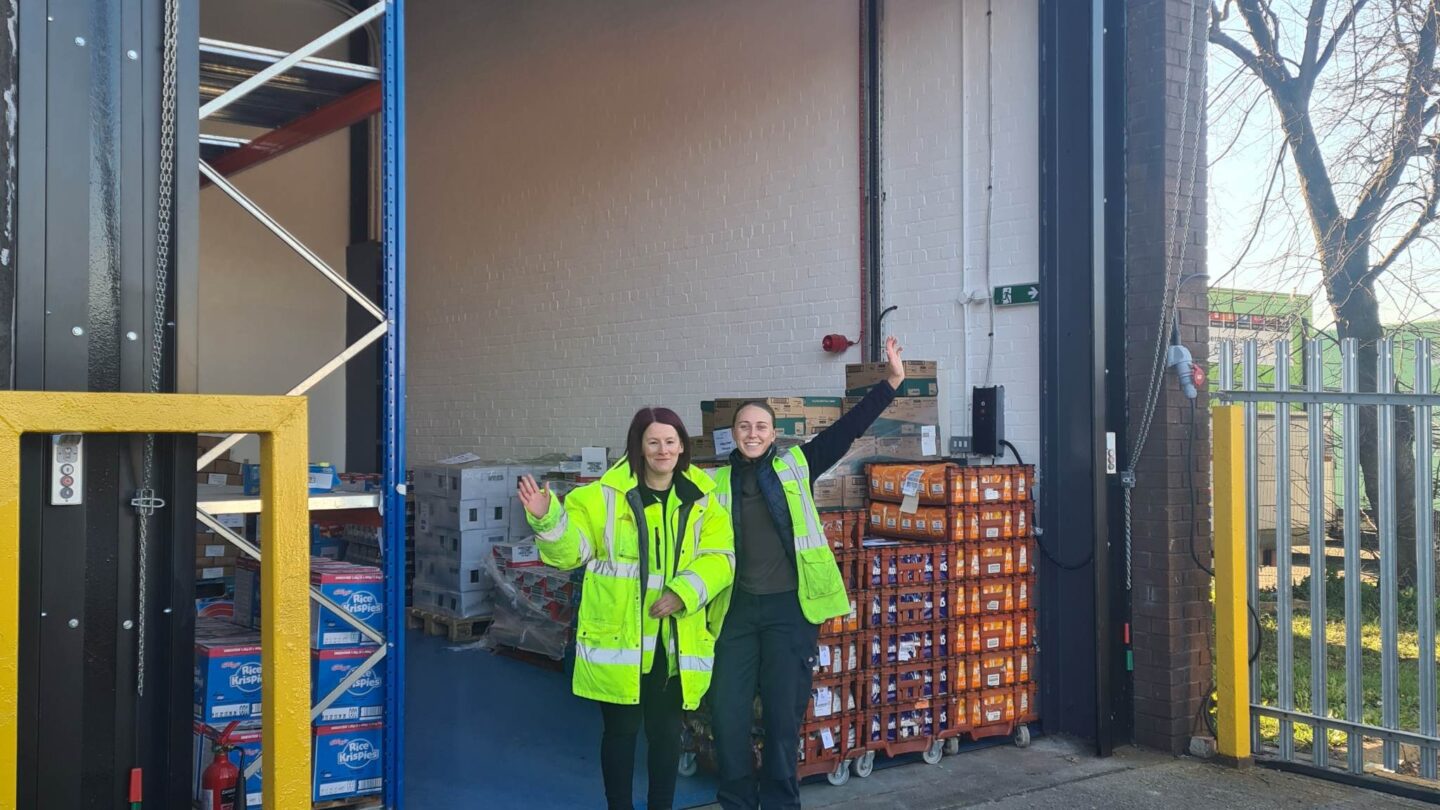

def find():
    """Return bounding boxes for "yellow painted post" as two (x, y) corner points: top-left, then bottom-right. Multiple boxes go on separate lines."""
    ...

(1213, 404), (1252, 763)
(0, 426), (19, 809)
(0, 392), (314, 809)
(261, 408), (312, 809)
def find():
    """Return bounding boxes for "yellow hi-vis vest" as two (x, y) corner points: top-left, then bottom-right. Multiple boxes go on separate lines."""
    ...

(527, 461), (736, 709)
(710, 447), (850, 625)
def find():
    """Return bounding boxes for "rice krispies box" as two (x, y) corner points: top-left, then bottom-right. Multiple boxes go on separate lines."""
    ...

(313, 647), (386, 723)
(312, 563), (385, 649)
(313, 721), (384, 802)
(194, 624), (263, 724)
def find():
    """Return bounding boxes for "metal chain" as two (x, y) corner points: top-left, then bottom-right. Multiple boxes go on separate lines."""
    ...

(135, 0), (180, 697)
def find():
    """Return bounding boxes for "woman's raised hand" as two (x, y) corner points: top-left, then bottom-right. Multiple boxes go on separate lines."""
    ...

(516, 474), (552, 519)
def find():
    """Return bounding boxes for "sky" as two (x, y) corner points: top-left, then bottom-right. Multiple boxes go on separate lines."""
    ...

(1206, 1), (1440, 329)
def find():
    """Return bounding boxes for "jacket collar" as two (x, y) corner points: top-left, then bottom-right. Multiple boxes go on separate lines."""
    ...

(600, 458), (715, 502)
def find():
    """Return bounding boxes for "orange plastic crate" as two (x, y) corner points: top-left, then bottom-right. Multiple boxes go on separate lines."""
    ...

(866, 462), (957, 505)
(1013, 537), (1032, 575)
(958, 505), (1015, 542)
(806, 673), (862, 724)
(798, 714), (863, 767)
(965, 540), (1016, 578)
(864, 583), (953, 629)
(864, 541), (952, 587)
(975, 578), (1017, 615)
(866, 698), (958, 747)
(970, 688), (1018, 728)
(871, 659), (956, 707)
(868, 623), (951, 666)
(966, 649), (1037, 690)
(821, 509), (865, 554)
(966, 612), (1034, 653)
(819, 594), (864, 635)
(814, 633), (863, 677)
(868, 501), (950, 542)
(1016, 682), (1039, 723)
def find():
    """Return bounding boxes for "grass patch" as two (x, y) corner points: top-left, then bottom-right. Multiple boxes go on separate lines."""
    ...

(1253, 567), (1440, 754)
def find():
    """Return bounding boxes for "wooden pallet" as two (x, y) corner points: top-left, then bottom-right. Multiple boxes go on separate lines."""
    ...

(406, 607), (491, 643)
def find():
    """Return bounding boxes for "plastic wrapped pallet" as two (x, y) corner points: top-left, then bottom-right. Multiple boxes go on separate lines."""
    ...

(477, 539), (581, 661)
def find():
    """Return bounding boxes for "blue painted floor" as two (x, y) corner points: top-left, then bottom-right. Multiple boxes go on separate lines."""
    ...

(405, 631), (717, 809)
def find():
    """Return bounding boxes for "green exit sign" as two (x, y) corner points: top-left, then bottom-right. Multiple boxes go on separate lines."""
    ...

(993, 283), (1039, 307)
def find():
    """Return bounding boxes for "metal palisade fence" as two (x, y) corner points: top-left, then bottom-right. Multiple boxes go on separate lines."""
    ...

(1217, 337), (1437, 792)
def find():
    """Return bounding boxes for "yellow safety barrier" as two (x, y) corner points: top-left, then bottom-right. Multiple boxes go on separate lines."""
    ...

(0, 392), (311, 809)
(1212, 404), (1251, 764)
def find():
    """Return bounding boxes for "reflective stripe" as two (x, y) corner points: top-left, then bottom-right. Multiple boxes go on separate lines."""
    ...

(576, 643), (643, 667)
(590, 560), (641, 579)
(536, 512), (568, 542)
(575, 526), (595, 564)
(716, 492), (731, 510)
(679, 655), (715, 673)
(696, 548), (736, 562)
(647, 574), (666, 592)
(677, 570), (709, 607)
(778, 450), (826, 553)
(643, 635), (657, 654)
(602, 487), (618, 562)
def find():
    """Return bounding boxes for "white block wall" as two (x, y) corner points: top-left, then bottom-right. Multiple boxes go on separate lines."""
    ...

(405, 0), (1041, 466)
(198, 0), (354, 468)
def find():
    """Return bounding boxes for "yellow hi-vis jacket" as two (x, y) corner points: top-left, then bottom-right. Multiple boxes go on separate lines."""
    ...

(527, 461), (736, 709)
(709, 446), (850, 625)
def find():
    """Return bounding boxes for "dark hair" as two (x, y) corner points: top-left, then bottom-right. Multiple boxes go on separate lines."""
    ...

(732, 400), (776, 426)
(625, 407), (691, 481)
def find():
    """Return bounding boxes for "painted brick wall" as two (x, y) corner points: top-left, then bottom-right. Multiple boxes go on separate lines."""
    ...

(882, 0), (1039, 461)
(406, 0), (1041, 465)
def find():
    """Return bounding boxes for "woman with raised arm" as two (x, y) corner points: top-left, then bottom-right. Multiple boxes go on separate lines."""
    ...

(517, 406), (735, 810)
(709, 337), (906, 810)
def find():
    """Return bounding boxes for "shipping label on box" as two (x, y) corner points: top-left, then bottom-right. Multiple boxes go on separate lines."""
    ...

(313, 722), (384, 802)
(802, 397), (843, 433)
(842, 474), (870, 507)
(193, 721), (263, 808)
(813, 476), (845, 510)
(312, 648), (385, 723)
(194, 636), (264, 723)
(845, 360), (939, 397)
(311, 566), (384, 649)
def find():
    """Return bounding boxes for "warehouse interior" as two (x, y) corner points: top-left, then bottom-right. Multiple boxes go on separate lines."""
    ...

(196, 0), (1078, 807)
(8, 0), (1128, 806)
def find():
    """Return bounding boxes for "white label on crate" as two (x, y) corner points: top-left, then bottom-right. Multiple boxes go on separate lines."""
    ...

(921, 426), (937, 457)
(206, 474), (228, 486)
(986, 563), (1001, 575)
(818, 646), (832, 668)
(984, 488), (1001, 501)
(218, 514), (245, 530)
(713, 428), (736, 457)
(820, 728), (835, 750)
(318, 780), (358, 798)
(986, 600), (999, 612)
(200, 567), (225, 580)
(814, 687), (832, 716)
(899, 640), (917, 662)
(986, 637), (1001, 650)
(204, 545), (226, 558)
(986, 528), (1000, 539)
(987, 674), (1001, 688)
(986, 709), (1001, 723)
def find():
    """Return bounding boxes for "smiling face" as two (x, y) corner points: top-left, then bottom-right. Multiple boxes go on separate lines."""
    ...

(642, 422), (683, 477)
(733, 404), (776, 460)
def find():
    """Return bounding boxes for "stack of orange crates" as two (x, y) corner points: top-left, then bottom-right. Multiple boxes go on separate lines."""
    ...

(863, 462), (1039, 743)
(801, 507), (868, 779)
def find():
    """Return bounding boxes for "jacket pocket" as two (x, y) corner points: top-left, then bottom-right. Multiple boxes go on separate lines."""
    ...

(800, 556), (844, 600)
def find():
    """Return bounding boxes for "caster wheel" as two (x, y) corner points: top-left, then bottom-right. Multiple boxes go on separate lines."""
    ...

(922, 741), (944, 765)
(1013, 725), (1031, 749)
(678, 752), (698, 777)
(944, 737), (961, 756)
(852, 750), (875, 778)
(827, 761), (852, 786)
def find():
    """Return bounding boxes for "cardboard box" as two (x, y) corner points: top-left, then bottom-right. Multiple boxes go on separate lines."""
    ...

(843, 396), (939, 438)
(813, 476), (845, 510)
(829, 436), (878, 476)
(413, 547), (493, 594)
(413, 459), (511, 501)
(689, 434), (717, 459)
(193, 721), (263, 808)
(241, 463), (338, 496)
(703, 397), (805, 433)
(197, 472), (243, 487)
(845, 360), (939, 398)
(414, 527), (506, 569)
(841, 474), (870, 507)
(312, 647), (385, 723)
(802, 397), (843, 433)
(194, 633), (263, 723)
(412, 583), (491, 618)
(313, 722), (384, 802)
(874, 434), (940, 460)
(311, 564), (385, 649)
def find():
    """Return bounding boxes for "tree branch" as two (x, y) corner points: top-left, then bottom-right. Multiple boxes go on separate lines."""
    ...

(1301, 0), (1329, 76)
(1210, 4), (1288, 89)
(1238, 0), (1294, 84)
(1348, 0), (1440, 232)
(1367, 155), (1440, 283)
(1314, 0), (1370, 80)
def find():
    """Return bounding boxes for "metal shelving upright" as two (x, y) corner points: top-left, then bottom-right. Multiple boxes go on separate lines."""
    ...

(192, 1), (407, 805)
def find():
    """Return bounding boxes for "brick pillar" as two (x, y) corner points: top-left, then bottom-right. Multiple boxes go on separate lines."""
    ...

(1124, 0), (1212, 754)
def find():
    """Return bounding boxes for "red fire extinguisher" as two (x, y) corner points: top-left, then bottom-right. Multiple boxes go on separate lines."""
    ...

(200, 721), (244, 810)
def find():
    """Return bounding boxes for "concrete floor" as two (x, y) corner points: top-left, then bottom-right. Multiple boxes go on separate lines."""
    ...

(692, 737), (1437, 809)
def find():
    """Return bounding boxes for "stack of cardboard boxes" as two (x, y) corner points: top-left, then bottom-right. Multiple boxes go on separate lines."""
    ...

(410, 458), (553, 620)
(195, 434), (244, 488)
(691, 360), (941, 510)
(201, 554), (389, 805)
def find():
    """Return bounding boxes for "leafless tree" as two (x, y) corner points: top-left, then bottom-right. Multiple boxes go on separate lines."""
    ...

(1209, 0), (1433, 583)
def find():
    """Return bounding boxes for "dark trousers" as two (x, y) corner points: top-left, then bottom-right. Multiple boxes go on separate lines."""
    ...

(711, 590), (820, 810)
(598, 642), (684, 810)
